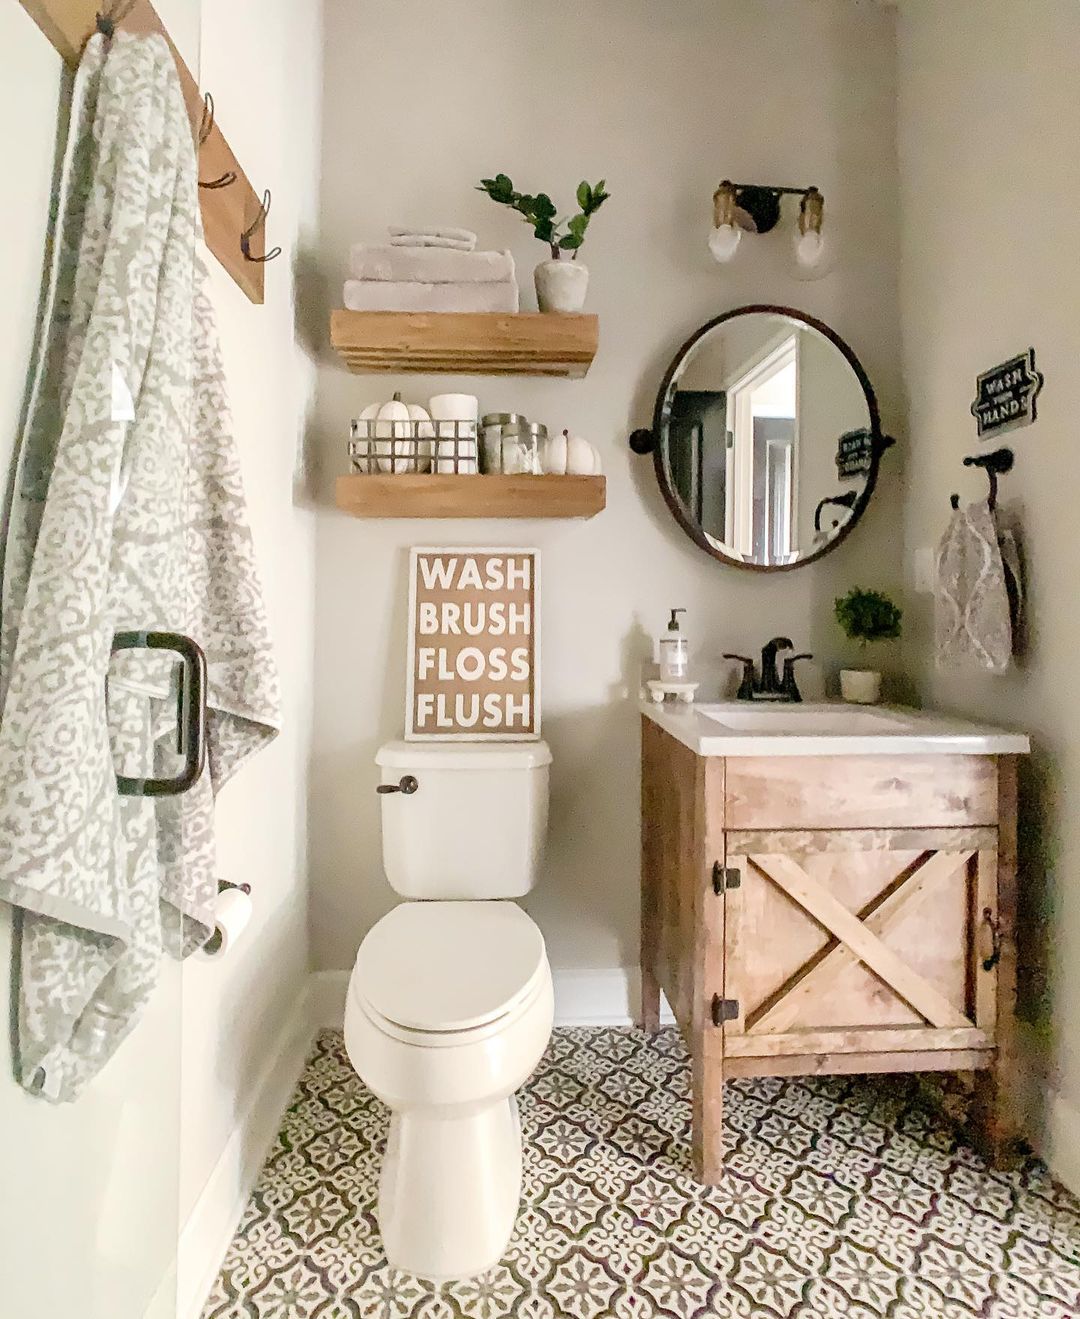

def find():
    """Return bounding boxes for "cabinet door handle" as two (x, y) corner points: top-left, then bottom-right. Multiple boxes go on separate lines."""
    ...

(978, 906), (1002, 971)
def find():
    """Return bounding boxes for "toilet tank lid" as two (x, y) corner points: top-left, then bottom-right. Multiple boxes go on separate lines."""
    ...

(377, 740), (552, 769)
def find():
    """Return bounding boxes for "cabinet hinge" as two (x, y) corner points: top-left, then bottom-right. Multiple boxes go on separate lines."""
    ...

(712, 991), (738, 1023)
(711, 994), (739, 1026)
(712, 862), (740, 893)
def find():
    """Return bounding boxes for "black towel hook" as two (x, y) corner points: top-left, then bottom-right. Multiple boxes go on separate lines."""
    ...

(240, 189), (282, 264)
(95, 0), (136, 38)
(197, 93), (238, 191)
(963, 446), (1014, 511)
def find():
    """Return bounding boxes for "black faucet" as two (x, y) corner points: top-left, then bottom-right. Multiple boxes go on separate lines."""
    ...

(722, 638), (813, 702)
(759, 636), (793, 696)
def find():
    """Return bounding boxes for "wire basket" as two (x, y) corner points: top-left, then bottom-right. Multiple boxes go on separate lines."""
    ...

(348, 418), (478, 474)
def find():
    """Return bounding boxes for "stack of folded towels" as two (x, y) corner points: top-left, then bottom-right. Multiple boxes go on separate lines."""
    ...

(344, 226), (519, 313)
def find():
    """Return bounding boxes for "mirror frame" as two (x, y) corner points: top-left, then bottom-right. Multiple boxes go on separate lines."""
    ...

(648, 304), (890, 573)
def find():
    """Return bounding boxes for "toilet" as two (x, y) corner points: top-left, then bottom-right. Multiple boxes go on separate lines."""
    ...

(344, 739), (554, 1280)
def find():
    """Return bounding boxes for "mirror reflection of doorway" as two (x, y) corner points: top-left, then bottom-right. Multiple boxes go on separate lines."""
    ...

(668, 390), (729, 538)
(727, 336), (799, 562)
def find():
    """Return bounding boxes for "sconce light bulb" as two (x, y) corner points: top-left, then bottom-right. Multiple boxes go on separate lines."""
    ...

(708, 223), (742, 264)
(794, 228), (825, 267)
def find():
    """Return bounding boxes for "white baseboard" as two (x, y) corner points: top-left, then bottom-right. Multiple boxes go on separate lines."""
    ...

(172, 990), (314, 1319)
(309, 966), (672, 1031)
(1044, 1086), (1080, 1198)
(551, 967), (675, 1027)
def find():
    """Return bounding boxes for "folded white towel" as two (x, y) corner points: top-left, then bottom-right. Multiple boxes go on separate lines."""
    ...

(390, 225), (477, 247)
(389, 234), (474, 250)
(351, 245), (514, 284)
(343, 278), (519, 313)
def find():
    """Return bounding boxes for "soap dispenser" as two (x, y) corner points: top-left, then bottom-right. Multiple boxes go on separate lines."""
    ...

(658, 609), (689, 682)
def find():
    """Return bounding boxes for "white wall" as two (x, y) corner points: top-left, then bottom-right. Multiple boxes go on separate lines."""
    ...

(0, 4), (321, 1314)
(176, 0), (322, 1249)
(310, 0), (904, 980)
(896, 0), (1080, 1191)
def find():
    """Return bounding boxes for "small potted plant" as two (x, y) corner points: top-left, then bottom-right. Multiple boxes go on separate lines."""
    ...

(834, 587), (902, 704)
(476, 173), (610, 313)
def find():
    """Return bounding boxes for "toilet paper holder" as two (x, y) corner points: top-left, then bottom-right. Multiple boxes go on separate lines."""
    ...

(218, 879), (252, 895)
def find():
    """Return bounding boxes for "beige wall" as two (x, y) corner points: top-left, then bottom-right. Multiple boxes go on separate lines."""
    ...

(0, 2), (320, 1313)
(896, 0), (1080, 1190)
(310, 0), (904, 977)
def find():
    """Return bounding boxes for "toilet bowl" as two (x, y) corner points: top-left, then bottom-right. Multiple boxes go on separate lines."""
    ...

(346, 901), (553, 1279)
(343, 742), (554, 1280)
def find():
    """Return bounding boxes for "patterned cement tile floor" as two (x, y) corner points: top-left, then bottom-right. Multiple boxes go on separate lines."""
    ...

(202, 1029), (1080, 1319)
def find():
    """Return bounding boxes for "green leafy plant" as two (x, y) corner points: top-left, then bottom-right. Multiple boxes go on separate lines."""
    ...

(476, 174), (610, 260)
(834, 587), (902, 649)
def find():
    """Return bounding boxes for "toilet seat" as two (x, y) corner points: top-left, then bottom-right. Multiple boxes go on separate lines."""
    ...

(352, 901), (548, 1041)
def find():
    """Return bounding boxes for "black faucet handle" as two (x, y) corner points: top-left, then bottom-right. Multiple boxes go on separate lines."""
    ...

(780, 653), (814, 703)
(722, 654), (757, 701)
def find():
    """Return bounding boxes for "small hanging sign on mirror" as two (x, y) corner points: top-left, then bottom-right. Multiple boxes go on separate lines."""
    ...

(971, 348), (1044, 439)
(406, 547), (540, 741)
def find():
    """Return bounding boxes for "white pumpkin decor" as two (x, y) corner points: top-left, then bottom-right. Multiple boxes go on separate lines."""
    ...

(540, 429), (568, 475)
(565, 432), (599, 475)
(361, 392), (432, 473)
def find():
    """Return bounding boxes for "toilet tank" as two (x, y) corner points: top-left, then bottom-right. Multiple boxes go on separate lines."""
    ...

(376, 740), (551, 899)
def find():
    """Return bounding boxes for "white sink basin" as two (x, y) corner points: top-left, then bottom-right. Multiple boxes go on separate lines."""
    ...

(700, 706), (914, 736)
(640, 700), (1030, 757)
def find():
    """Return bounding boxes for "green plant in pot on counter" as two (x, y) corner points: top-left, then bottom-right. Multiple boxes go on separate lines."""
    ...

(834, 587), (902, 705)
(476, 173), (610, 313)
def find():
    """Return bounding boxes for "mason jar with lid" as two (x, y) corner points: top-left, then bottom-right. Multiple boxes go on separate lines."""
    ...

(479, 413), (528, 473)
(500, 421), (547, 475)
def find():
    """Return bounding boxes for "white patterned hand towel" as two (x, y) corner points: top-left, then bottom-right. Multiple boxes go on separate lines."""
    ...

(0, 32), (281, 1101)
(389, 225), (476, 250)
(934, 501), (1013, 672)
(343, 279), (519, 313)
(350, 244), (514, 284)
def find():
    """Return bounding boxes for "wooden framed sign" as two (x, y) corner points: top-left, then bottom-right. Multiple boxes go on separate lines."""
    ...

(971, 348), (1044, 439)
(406, 547), (540, 740)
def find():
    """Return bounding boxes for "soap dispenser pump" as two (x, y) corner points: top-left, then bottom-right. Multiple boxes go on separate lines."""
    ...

(659, 608), (689, 682)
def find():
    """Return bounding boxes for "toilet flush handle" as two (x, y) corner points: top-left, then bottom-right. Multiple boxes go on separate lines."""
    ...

(376, 775), (419, 795)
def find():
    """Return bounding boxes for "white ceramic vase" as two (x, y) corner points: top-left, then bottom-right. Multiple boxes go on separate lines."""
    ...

(840, 669), (882, 704)
(534, 259), (588, 313)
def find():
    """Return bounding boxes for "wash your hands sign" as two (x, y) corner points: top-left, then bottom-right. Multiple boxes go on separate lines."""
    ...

(406, 547), (539, 740)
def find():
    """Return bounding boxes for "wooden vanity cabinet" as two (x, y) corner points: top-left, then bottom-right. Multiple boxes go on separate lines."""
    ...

(640, 717), (1020, 1183)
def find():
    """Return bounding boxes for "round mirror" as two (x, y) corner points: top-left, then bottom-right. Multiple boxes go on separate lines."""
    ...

(649, 306), (889, 570)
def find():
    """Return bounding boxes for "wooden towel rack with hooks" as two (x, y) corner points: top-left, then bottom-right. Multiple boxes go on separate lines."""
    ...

(18, 0), (278, 304)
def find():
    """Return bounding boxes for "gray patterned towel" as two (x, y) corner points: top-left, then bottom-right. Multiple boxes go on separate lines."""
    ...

(0, 32), (281, 1101)
(934, 500), (1013, 673)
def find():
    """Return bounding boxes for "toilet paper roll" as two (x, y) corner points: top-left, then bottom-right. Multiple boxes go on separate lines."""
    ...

(430, 393), (479, 473)
(200, 887), (253, 959)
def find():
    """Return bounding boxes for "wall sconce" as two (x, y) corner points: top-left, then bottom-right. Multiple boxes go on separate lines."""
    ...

(708, 180), (830, 277)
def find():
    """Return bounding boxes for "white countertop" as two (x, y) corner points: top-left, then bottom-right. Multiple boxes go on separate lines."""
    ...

(641, 700), (1031, 758)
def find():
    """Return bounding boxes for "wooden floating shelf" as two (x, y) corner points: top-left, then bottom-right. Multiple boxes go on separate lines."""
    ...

(330, 311), (598, 378)
(335, 474), (606, 520)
